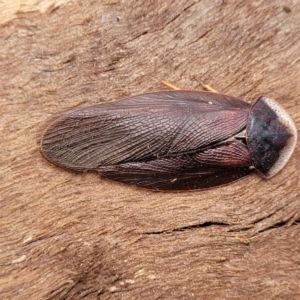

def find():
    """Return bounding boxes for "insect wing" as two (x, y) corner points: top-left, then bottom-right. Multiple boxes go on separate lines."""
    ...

(38, 91), (250, 173)
(100, 167), (254, 190)
(98, 141), (254, 190)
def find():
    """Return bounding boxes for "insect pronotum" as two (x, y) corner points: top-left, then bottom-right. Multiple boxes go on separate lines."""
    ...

(37, 84), (297, 190)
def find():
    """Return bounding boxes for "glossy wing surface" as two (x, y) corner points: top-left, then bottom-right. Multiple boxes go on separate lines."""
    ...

(98, 142), (254, 190)
(38, 91), (250, 171)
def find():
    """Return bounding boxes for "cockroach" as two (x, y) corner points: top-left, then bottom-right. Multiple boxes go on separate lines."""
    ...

(37, 84), (297, 190)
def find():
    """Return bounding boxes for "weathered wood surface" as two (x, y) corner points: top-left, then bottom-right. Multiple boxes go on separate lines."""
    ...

(1, 0), (300, 299)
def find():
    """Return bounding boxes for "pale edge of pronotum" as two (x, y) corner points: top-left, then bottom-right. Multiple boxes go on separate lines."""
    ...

(261, 97), (297, 178)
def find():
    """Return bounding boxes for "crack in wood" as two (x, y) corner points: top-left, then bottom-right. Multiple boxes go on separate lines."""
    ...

(143, 221), (229, 235)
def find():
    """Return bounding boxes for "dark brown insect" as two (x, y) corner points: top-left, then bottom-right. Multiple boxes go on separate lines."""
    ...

(37, 90), (297, 190)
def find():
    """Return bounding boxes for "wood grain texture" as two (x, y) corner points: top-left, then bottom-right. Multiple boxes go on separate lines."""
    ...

(1, 0), (299, 299)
